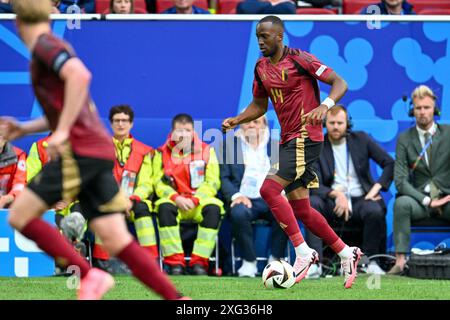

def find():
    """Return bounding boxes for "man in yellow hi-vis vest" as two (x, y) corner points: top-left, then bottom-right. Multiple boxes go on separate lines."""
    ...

(92, 105), (158, 271)
(27, 135), (76, 225)
(154, 114), (224, 275)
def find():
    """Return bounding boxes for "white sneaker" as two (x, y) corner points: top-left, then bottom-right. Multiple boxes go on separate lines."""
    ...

(366, 261), (386, 275)
(306, 263), (322, 279)
(293, 250), (319, 283)
(341, 247), (362, 289)
(237, 260), (257, 277)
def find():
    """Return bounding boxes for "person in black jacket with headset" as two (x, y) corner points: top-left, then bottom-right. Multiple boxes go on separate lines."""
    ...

(306, 105), (394, 276)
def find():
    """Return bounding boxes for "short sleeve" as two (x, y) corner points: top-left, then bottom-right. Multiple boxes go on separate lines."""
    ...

(292, 51), (333, 82)
(252, 63), (268, 98)
(33, 34), (75, 75)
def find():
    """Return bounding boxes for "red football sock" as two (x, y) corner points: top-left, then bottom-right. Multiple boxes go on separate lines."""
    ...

(117, 241), (181, 300)
(21, 217), (90, 278)
(289, 199), (346, 253)
(260, 179), (305, 247)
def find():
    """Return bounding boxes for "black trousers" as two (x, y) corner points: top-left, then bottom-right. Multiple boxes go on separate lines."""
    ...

(306, 195), (386, 258)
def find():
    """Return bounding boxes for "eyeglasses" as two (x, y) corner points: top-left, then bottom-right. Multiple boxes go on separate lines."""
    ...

(112, 119), (131, 124)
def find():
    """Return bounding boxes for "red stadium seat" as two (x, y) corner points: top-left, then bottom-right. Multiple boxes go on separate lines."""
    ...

(410, 0), (450, 13)
(95, 0), (147, 14)
(295, 8), (337, 14)
(343, 0), (375, 14)
(156, 0), (209, 13)
(218, 0), (240, 14)
(344, 0), (450, 15)
(418, 8), (450, 15)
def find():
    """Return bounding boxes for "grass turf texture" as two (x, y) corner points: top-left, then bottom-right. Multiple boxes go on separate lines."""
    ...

(0, 274), (449, 300)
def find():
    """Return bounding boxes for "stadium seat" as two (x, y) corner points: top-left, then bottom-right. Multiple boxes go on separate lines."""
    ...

(95, 0), (147, 13)
(156, 0), (209, 13)
(418, 8), (450, 15)
(295, 7), (337, 14)
(217, 0), (240, 14)
(344, 0), (450, 15)
(411, 0), (450, 13)
(343, 0), (376, 14)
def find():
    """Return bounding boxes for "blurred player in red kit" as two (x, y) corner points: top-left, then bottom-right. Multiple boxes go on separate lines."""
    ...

(0, 0), (187, 300)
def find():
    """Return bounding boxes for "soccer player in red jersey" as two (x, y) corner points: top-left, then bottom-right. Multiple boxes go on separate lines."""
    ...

(0, 0), (186, 300)
(222, 15), (362, 288)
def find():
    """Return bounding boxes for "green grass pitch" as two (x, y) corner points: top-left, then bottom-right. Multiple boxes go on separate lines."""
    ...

(0, 274), (449, 300)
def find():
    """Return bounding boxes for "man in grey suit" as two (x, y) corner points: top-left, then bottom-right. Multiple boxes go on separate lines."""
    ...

(389, 85), (450, 274)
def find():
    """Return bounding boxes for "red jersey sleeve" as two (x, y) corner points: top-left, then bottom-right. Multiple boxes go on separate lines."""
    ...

(33, 34), (75, 76)
(252, 63), (268, 99)
(9, 150), (26, 199)
(292, 51), (333, 83)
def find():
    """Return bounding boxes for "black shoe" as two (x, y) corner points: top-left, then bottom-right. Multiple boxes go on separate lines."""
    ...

(191, 264), (207, 275)
(169, 264), (185, 275)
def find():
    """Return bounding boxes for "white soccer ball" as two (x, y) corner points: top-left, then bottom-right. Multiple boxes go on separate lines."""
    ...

(262, 260), (296, 289)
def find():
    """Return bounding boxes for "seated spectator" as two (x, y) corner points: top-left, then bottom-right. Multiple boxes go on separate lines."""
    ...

(0, 0), (13, 13)
(236, 0), (296, 14)
(307, 105), (393, 276)
(27, 135), (70, 221)
(154, 113), (223, 275)
(109, 0), (134, 13)
(219, 116), (288, 277)
(0, 136), (26, 209)
(92, 105), (158, 272)
(163, 0), (210, 14)
(361, 0), (415, 15)
(26, 135), (89, 267)
(57, 0), (95, 13)
(389, 85), (450, 274)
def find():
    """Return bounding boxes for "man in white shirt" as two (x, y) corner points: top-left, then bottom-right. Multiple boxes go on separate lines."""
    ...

(389, 85), (450, 274)
(219, 116), (287, 277)
(307, 105), (394, 276)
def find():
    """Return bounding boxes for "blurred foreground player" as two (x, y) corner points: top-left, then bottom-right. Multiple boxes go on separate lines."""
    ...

(0, 0), (186, 300)
(222, 15), (362, 288)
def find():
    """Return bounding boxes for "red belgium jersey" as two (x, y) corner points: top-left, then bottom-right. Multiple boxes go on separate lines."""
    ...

(30, 33), (115, 161)
(253, 46), (333, 144)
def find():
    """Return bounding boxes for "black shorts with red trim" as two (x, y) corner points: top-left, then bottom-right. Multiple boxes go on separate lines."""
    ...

(27, 149), (127, 220)
(275, 137), (323, 194)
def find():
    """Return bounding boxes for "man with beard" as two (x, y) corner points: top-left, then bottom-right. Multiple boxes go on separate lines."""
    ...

(306, 105), (393, 277)
(389, 85), (450, 274)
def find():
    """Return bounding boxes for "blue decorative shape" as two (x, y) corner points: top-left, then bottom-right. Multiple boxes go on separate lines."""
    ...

(0, 210), (55, 277)
(434, 57), (450, 86)
(347, 100), (399, 142)
(285, 21), (314, 37)
(310, 36), (372, 91)
(392, 38), (434, 82)
(344, 38), (373, 66)
(423, 22), (450, 42)
(391, 98), (411, 120)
